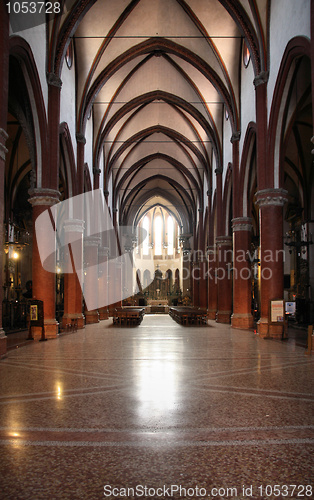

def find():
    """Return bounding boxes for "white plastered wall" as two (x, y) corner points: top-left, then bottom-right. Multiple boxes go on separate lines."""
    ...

(84, 113), (94, 188)
(267, 0), (311, 122)
(12, 23), (48, 112)
(222, 113), (232, 188)
(239, 48), (256, 217)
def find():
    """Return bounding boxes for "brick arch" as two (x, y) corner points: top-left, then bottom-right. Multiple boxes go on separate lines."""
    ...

(9, 36), (48, 189)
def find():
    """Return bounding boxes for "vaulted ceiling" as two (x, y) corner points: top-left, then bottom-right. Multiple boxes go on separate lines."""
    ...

(49, 0), (268, 231)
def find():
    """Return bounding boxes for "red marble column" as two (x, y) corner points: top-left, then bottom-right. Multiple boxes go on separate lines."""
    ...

(199, 259), (208, 309)
(74, 134), (87, 325)
(122, 247), (134, 301)
(108, 210), (123, 314)
(216, 236), (233, 323)
(108, 260), (123, 315)
(197, 209), (208, 309)
(0, 3), (9, 357)
(256, 189), (288, 338)
(98, 246), (109, 319)
(29, 189), (60, 339)
(192, 260), (200, 307)
(62, 219), (85, 329)
(84, 236), (100, 324)
(231, 217), (254, 329)
(181, 236), (191, 298)
(115, 261), (123, 308)
(207, 244), (218, 319)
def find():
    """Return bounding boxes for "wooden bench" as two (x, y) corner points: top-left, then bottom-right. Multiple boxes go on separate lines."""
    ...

(113, 307), (145, 326)
(169, 307), (207, 326)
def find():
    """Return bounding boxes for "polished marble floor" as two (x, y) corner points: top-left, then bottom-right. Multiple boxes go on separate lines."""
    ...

(0, 315), (313, 499)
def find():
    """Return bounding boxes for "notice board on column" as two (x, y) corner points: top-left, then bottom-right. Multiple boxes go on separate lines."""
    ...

(270, 299), (285, 323)
(29, 300), (44, 327)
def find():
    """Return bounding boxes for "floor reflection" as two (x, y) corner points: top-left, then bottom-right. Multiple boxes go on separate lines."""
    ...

(134, 339), (181, 421)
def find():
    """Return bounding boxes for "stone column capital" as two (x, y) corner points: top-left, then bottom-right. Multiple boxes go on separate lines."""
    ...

(253, 71), (269, 88)
(63, 219), (85, 233)
(47, 72), (62, 88)
(215, 166), (223, 175)
(232, 217), (253, 232)
(215, 235), (232, 247)
(28, 188), (61, 207)
(255, 188), (288, 207)
(76, 133), (86, 145)
(231, 131), (241, 143)
(84, 236), (101, 247)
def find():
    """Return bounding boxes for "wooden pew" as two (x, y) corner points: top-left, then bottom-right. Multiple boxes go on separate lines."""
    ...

(169, 307), (207, 325)
(113, 307), (145, 326)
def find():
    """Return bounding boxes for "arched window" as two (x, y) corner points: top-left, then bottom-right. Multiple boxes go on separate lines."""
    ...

(142, 216), (149, 255)
(167, 216), (174, 255)
(154, 216), (162, 255)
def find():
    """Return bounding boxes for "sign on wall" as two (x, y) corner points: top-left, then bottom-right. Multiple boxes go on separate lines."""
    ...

(270, 300), (285, 323)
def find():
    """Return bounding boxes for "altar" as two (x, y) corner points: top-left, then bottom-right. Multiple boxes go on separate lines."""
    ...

(147, 299), (168, 306)
(147, 299), (169, 313)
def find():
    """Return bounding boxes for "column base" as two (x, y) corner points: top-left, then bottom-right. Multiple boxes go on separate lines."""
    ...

(216, 310), (231, 323)
(207, 309), (217, 320)
(99, 307), (109, 320)
(231, 313), (254, 330)
(0, 330), (7, 358)
(61, 313), (85, 330)
(257, 317), (269, 338)
(85, 310), (99, 324)
(31, 320), (59, 341)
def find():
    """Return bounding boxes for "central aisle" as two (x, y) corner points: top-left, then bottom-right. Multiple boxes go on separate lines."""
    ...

(0, 315), (313, 499)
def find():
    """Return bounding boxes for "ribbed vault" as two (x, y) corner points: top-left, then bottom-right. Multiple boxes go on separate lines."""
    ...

(48, 0), (267, 229)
